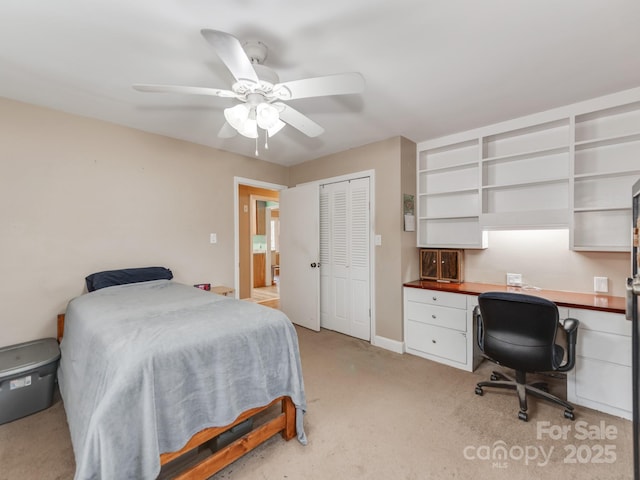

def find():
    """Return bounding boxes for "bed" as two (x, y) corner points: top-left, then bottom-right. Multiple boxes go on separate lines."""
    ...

(57, 268), (307, 480)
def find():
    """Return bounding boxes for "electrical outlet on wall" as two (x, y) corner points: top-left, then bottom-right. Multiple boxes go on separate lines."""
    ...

(506, 273), (523, 287)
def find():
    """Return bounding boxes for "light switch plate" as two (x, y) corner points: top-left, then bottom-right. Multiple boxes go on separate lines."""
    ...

(594, 276), (608, 293)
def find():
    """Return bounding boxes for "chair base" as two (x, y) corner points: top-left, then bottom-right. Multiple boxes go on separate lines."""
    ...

(475, 370), (575, 422)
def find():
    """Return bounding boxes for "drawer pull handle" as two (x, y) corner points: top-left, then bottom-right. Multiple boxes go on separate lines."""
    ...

(432, 339), (436, 343)
(432, 297), (437, 301)
(432, 314), (436, 319)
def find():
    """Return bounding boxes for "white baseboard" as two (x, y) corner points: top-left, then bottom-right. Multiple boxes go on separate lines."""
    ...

(373, 335), (404, 354)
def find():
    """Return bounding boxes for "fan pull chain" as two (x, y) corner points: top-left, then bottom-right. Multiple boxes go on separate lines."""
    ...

(255, 137), (259, 156)
(265, 130), (269, 150)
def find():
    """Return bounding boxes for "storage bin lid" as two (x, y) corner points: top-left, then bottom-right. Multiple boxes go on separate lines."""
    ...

(0, 338), (60, 379)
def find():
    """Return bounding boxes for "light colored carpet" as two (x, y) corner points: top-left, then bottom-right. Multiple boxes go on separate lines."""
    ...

(0, 326), (634, 479)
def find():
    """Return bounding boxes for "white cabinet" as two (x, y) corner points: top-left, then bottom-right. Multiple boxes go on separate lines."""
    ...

(416, 87), (640, 251)
(480, 119), (570, 229)
(572, 101), (640, 251)
(403, 287), (481, 372)
(417, 140), (485, 248)
(566, 308), (632, 420)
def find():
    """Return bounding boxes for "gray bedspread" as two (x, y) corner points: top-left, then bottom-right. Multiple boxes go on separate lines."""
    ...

(57, 280), (307, 480)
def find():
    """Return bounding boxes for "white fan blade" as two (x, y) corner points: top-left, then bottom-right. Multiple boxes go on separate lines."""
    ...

(274, 72), (365, 101)
(218, 121), (238, 138)
(133, 84), (236, 98)
(201, 29), (259, 85)
(275, 103), (324, 138)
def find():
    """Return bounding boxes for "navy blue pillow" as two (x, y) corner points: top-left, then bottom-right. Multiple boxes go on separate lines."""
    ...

(85, 267), (173, 292)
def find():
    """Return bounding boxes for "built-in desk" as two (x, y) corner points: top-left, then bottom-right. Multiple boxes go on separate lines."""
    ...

(403, 280), (625, 313)
(402, 280), (631, 420)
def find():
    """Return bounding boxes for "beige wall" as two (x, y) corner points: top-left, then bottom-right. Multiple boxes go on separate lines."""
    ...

(289, 136), (418, 342)
(0, 98), (288, 347)
(465, 229), (629, 297)
(1, 97), (630, 349)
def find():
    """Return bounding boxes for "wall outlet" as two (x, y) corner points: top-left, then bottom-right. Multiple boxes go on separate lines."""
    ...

(594, 276), (608, 293)
(506, 273), (523, 287)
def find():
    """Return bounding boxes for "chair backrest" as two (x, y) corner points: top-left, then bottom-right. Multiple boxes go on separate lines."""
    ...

(477, 291), (560, 372)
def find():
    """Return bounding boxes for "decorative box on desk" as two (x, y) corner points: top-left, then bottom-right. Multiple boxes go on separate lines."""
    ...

(420, 249), (463, 283)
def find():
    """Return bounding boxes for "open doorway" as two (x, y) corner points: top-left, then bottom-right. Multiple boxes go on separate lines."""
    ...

(235, 178), (285, 306)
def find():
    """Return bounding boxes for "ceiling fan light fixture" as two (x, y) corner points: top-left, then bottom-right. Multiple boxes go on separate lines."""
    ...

(224, 104), (250, 130)
(256, 102), (280, 130)
(237, 109), (258, 138)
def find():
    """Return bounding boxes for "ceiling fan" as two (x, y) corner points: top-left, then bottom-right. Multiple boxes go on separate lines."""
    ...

(133, 29), (365, 151)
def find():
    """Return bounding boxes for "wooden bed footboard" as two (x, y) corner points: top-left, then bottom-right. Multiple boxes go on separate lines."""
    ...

(162, 395), (296, 480)
(57, 313), (65, 343)
(56, 313), (298, 479)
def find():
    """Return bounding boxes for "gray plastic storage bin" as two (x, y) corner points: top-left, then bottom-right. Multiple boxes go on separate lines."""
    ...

(0, 337), (60, 424)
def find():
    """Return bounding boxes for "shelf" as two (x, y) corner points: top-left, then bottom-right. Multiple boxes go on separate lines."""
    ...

(421, 214), (479, 221)
(419, 160), (478, 174)
(574, 131), (640, 150)
(422, 187), (478, 197)
(418, 139), (479, 171)
(574, 169), (640, 181)
(482, 118), (570, 159)
(482, 145), (569, 164)
(574, 173), (640, 212)
(575, 100), (640, 143)
(480, 209), (569, 229)
(418, 217), (486, 249)
(416, 89), (640, 251)
(482, 177), (568, 190)
(572, 245), (631, 253)
(573, 206), (630, 213)
(420, 190), (479, 219)
(420, 165), (478, 196)
(572, 209), (632, 252)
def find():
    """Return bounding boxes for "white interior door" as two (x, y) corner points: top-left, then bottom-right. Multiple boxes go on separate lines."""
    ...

(279, 183), (320, 331)
(320, 177), (370, 341)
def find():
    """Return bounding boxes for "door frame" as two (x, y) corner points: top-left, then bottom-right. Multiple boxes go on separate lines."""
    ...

(296, 169), (376, 344)
(249, 193), (277, 292)
(234, 177), (287, 298)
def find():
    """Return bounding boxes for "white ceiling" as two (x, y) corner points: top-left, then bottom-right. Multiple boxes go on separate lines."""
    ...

(2, 0), (639, 166)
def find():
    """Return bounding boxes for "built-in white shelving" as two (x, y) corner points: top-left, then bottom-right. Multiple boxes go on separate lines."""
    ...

(572, 100), (640, 251)
(417, 139), (484, 248)
(416, 88), (640, 251)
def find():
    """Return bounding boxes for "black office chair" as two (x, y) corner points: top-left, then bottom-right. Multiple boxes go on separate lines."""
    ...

(473, 291), (579, 422)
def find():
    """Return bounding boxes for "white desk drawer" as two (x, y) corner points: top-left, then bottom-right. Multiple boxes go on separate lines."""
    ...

(404, 288), (466, 309)
(406, 301), (467, 332)
(406, 320), (467, 364)
(571, 357), (632, 414)
(406, 302), (467, 332)
(576, 329), (631, 366)
(568, 308), (630, 336)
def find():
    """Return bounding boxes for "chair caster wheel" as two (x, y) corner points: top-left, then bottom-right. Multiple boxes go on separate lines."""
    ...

(564, 410), (575, 420)
(518, 411), (528, 422)
(490, 374), (499, 381)
(475, 386), (483, 396)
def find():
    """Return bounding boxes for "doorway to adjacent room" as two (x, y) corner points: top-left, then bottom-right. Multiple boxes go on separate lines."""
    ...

(235, 178), (285, 306)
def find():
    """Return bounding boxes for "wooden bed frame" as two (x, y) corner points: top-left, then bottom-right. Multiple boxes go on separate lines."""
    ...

(56, 313), (297, 479)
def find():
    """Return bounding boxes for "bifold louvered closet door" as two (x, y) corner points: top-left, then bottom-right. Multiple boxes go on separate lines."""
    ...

(319, 177), (371, 341)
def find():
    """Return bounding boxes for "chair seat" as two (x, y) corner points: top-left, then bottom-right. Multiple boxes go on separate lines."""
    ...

(474, 291), (579, 422)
